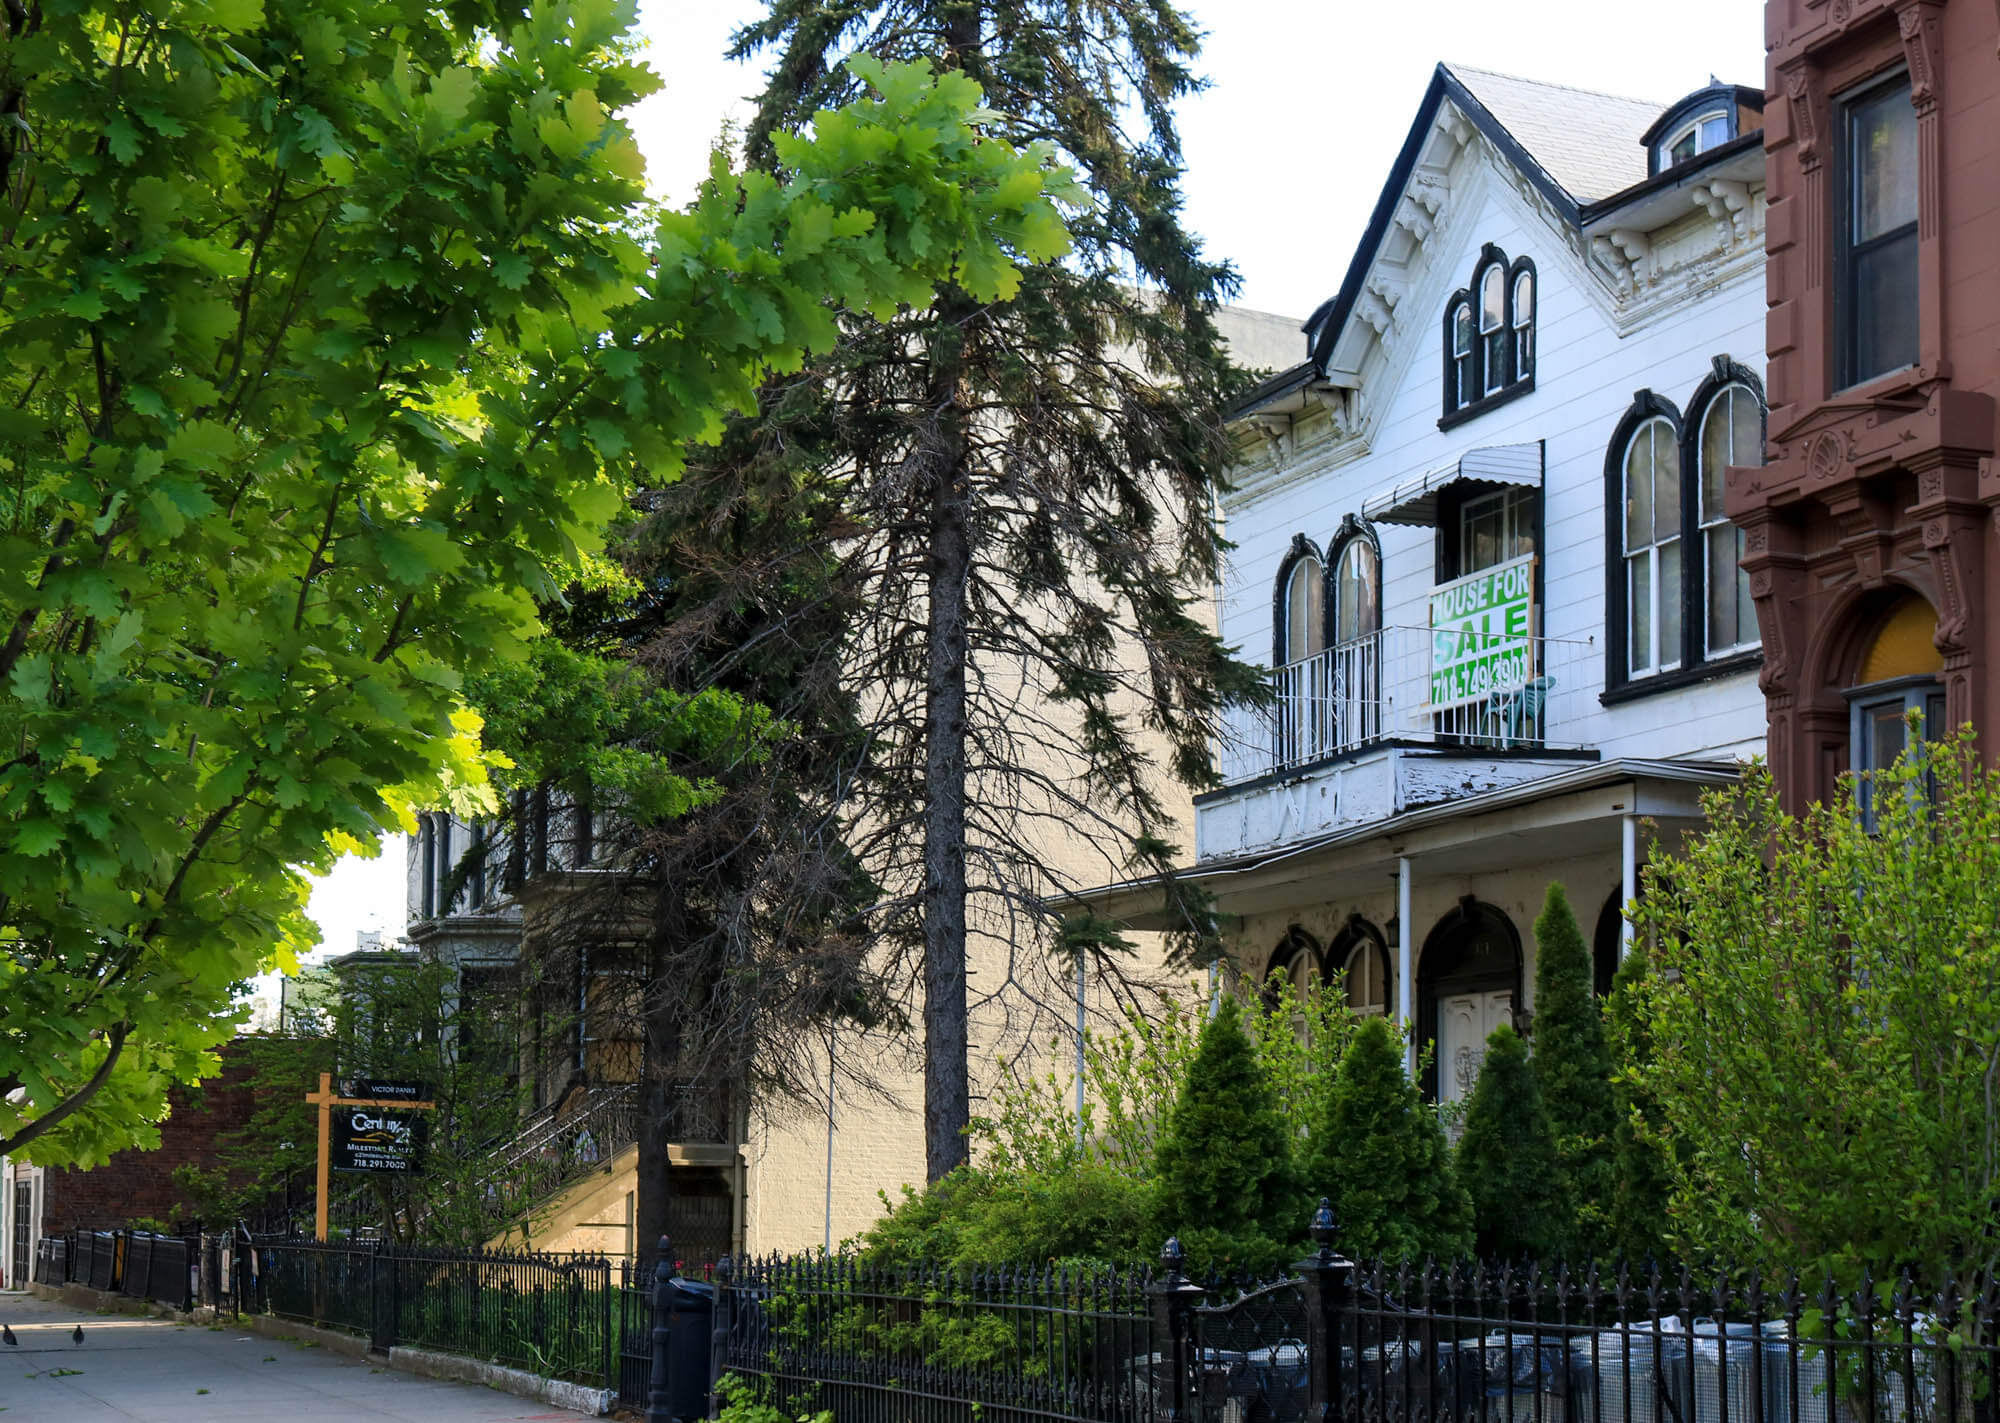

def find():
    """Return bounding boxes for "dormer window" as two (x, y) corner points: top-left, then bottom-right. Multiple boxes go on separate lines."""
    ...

(1661, 111), (1731, 167)
(1642, 82), (1764, 177)
(1440, 244), (1535, 430)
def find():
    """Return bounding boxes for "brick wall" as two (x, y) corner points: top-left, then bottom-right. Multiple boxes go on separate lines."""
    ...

(40, 1038), (288, 1233)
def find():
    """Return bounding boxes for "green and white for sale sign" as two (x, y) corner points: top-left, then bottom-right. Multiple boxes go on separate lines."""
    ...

(1429, 554), (1535, 708)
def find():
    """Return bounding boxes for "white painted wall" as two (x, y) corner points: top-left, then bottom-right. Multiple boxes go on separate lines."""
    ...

(1203, 117), (1767, 862)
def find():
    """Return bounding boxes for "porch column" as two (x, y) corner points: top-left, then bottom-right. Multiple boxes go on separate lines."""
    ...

(1619, 814), (1637, 958)
(1396, 856), (1414, 1077)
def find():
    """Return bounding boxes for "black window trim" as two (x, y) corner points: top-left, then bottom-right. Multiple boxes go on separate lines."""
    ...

(1682, 357), (1768, 664)
(1439, 244), (1536, 431)
(1325, 513), (1382, 647)
(1602, 365), (1769, 701)
(1602, 389), (1684, 697)
(1271, 532), (1327, 669)
(1834, 67), (1918, 392)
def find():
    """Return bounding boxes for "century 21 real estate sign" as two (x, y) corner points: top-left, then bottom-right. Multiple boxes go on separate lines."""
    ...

(1429, 553), (1535, 708)
(329, 1081), (430, 1174)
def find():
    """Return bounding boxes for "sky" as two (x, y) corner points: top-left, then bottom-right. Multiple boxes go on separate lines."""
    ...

(297, 0), (1766, 958)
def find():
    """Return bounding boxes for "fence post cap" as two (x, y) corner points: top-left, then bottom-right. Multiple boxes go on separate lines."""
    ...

(1311, 1198), (1337, 1254)
(1160, 1236), (1184, 1275)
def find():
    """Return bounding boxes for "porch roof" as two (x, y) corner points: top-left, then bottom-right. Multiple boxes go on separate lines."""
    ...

(1060, 756), (1740, 930)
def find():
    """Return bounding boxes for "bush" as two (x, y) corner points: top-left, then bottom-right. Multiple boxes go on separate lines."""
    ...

(1455, 1024), (1571, 1259)
(1529, 882), (1617, 1258)
(1151, 995), (1297, 1273)
(1304, 1015), (1469, 1261)
(860, 1163), (1152, 1269)
(1606, 938), (1673, 1265)
(1629, 732), (2000, 1281)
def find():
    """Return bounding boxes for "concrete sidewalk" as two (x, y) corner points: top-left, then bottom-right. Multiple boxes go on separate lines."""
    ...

(0, 1291), (593, 1421)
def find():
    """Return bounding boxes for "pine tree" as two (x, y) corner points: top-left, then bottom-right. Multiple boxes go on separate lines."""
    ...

(727, 0), (1264, 1180)
(1455, 1024), (1572, 1259)
(1304, 1016), (1470, 1262)
(1530, 883), (1619, 1257)
(1153, 996), (1296, 1272)
(1607, 938), (1674, 1265)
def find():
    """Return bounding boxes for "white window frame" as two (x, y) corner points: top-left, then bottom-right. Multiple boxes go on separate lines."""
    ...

(1478, 266), (1507, 396)
(1459, 485), (1536, 575)
(1511, 270), (1534, 378)
(1660, 109), (1731, 167)
(1698, 385), (1761, 659)
(1624, 416), (1683, 677)
(1283, 556), (1324, 666)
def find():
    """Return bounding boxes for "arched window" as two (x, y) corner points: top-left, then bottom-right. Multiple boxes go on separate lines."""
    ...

(1341, 937), (1391, 1018)
(1697, 383), (1763, 656)
(1623, 414), (1683, 677)
(1511, 269), (1535, 377)
(1441, 246), (1535, 427)
(1273, 538), (1327, 765)
(1265, 927), (1323, 996)
(1479, 264), (1507, 396)
(1450, 301), (1476, 408)
(1284, 556), (1325, 664)
(1331, 533), (1379, 645)
(1607, 369), (1768, 695)
(1848, 594), (1946, 830)
(1328, 519), (1382, 749)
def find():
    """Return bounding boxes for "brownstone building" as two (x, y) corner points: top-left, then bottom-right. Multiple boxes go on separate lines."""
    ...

(1733, 0), (2000, 807)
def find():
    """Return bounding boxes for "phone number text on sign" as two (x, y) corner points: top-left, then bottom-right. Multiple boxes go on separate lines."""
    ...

(1429, 555), (1534, 709)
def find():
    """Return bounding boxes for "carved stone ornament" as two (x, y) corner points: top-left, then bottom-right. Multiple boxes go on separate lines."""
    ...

(1809, 431), (1844, 483)
(1784, 67), (1821, 169)
(1897, 1), (1943, 111)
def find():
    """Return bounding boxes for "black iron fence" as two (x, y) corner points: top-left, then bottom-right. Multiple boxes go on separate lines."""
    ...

(40, 1208), (2000, 1423)
(34, 1227), (246, 1315)
(249, 1236), (624, 1382)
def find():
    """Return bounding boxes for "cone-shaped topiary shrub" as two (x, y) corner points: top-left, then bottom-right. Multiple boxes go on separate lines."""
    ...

(1530, 882), (1619, 1258)
(1455, 1022), (1572, 1259)
(1152, 994), (1296, 1273)
(1304, 1014), (1471, 1261)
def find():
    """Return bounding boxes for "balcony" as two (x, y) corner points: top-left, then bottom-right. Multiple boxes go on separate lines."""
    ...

(1199, 626), (1599, 861)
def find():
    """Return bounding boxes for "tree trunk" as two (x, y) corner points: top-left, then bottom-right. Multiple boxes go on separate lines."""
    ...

(635, 885), (684, 1269)
(921, 398), (973, 1183)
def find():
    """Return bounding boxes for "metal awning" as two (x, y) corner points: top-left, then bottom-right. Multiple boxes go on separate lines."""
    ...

(1361, 441), (1545, 526)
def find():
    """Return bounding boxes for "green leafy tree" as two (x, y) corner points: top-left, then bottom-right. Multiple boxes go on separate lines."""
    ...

(1304, 1015), (1470, 1262)
(175, 957), (527, 1246)
(1629, 731), (2000, 1282)
(1605, 937), (1672, 1266)
(729, 0), (1265, 1181)
(1528, 883), (1617, 1258)
(0, 0), (1072, 1166)
(973, 974), (1353, 1180)
(1151, 996), (1296, 1273)
(1455, 1024), (1570, 1259)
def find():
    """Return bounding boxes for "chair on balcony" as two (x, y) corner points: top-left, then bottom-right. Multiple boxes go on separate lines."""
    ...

(1482, 675), (1552, 749)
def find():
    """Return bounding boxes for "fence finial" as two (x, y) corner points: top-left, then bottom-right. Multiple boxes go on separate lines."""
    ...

(1311, 1197), (1337, 1261)
(1159, 1236), (1185, 1279)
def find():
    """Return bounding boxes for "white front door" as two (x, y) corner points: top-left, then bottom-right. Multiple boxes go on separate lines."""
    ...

(1437, 989), (1513, 1107)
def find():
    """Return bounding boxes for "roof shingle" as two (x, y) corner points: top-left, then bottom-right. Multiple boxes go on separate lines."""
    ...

(1443, 64), (1668, 203)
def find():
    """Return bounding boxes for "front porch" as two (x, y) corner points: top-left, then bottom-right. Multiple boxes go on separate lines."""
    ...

(1085, 758), (1736, 1101)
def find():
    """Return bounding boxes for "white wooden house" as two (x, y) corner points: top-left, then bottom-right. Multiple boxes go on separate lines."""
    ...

(1083, 64), (1770, 1103)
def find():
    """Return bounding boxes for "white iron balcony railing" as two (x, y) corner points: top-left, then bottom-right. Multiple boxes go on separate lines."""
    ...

(1216, 625), (1598, 785)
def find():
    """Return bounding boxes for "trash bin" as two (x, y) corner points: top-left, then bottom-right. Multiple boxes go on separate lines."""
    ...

(663, 1278), (715, 1421)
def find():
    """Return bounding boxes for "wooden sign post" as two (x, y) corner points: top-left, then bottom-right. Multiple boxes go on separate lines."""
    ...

(304, 1073), (438, 1241)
